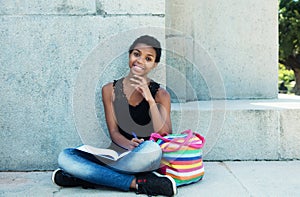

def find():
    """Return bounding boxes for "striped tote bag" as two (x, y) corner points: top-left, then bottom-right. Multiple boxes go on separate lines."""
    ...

(150, 130), (205, 186)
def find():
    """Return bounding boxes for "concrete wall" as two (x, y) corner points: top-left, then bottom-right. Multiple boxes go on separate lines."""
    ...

(0, 0), (165, 170)
(166, 0), (278, 101)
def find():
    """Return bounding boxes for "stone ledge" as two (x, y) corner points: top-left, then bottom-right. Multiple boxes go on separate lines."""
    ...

(98, 0), (165, 15)
(0, 1), (96, 15)
(171, 94), (300, 161)
(172, 94), (300, 111)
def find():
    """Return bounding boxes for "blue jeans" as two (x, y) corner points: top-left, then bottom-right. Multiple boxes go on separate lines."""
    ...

(58, 141), (162, 191)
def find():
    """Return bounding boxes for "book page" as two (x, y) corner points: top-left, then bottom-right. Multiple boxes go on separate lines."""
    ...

(76, 145), (130, 161)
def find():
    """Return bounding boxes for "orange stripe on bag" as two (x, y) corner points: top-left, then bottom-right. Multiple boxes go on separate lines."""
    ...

(162, 160), (203, 170)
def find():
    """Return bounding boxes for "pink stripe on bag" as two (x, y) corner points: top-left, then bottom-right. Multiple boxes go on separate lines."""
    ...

(150, 130), (205, 152)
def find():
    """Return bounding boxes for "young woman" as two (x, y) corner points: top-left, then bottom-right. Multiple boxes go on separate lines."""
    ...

(52, 35), (177, 196)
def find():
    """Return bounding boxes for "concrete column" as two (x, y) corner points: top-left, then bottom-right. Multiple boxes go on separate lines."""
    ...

(166, 0), (278, 101)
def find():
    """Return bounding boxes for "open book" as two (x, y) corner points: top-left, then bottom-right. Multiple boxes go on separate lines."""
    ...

(76, 145), (131, 161)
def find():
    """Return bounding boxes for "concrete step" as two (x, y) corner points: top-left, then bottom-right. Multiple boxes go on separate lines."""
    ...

(171, 94), (300, 161)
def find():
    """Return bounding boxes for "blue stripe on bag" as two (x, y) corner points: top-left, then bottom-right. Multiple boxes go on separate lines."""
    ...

(163, 156), (202, 161)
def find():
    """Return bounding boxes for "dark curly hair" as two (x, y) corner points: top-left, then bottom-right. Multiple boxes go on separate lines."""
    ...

(128, 35), (162, 63)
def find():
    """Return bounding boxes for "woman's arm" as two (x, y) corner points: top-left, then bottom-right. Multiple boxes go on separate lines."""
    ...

(149, 88), (172, 135)
(102, 83), (143, 150)
(130, 75), (172, 135)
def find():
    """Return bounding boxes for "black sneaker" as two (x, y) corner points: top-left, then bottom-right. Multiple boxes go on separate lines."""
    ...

(52, 169), (95, 189)
(136, 172), (177, 196)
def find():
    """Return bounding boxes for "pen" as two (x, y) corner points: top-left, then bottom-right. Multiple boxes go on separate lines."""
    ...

(132, 132), (137, 139)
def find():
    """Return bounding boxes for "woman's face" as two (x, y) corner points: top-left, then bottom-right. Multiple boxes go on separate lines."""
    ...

(128, 43), (158, 76)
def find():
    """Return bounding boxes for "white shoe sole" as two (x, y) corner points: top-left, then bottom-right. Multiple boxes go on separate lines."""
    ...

(51, 168), (61, 186)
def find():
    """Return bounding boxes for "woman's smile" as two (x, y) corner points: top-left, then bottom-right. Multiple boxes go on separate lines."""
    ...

(133, 64), (145, 71)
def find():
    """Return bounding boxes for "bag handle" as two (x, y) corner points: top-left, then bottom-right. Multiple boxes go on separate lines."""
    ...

(162, 129), (193, 152)
(150, 129), (205, 152)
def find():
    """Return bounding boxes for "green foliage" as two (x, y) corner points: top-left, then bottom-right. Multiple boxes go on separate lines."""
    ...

(279, 0), (300, 60)
(278, 63), (295, 94)
(278, 0), (299, 94)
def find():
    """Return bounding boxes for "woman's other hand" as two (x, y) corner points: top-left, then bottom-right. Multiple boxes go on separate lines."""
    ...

(128, 138), (144, 150)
